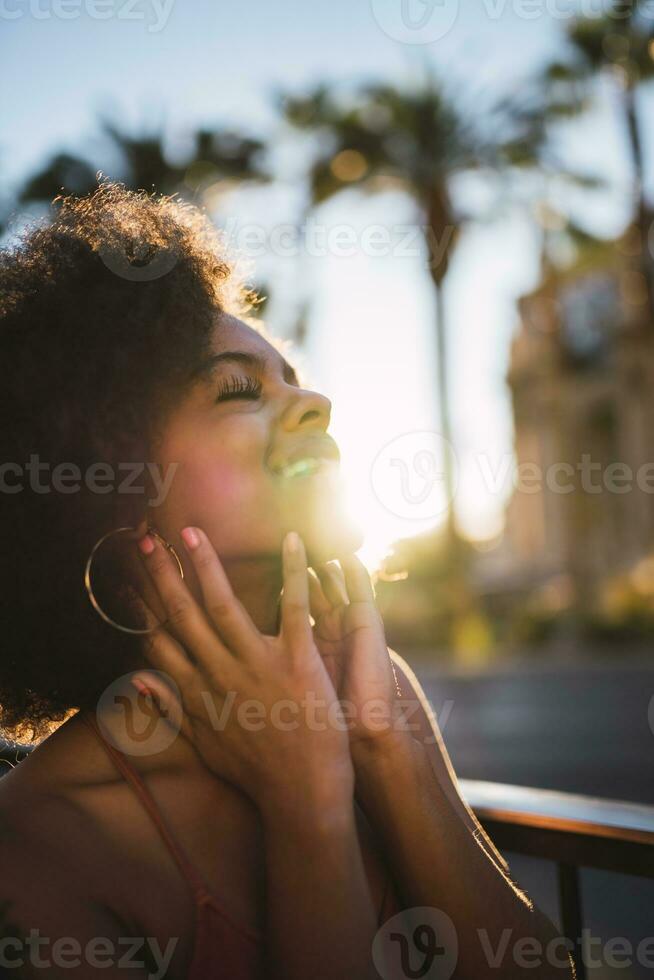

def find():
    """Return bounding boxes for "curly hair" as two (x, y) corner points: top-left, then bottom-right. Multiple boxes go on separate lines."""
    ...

(0, 180), (255, 743)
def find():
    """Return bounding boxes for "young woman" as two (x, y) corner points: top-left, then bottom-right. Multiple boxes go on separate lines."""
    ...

(0, 182), (574, 979)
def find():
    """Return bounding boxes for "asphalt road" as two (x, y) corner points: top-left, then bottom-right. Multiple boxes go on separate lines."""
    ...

(412, 658), (654, 806)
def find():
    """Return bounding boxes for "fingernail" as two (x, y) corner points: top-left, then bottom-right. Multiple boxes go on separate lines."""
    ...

(181, 526), (200, 550)
(285, 531), (300, 553)
(138, 534), (155, 555)
(132, 676), (152, 697)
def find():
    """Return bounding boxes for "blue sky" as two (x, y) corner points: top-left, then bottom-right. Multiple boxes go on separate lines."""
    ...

(0, 0), (642, 564)
(2, 0), (565, 184)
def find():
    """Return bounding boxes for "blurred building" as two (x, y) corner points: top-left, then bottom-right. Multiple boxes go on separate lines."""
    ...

(479, 234), (654, 629)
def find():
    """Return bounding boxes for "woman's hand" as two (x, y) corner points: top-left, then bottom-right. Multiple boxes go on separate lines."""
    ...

(132, 527), (354, 812)
(308, 555), (411, 760)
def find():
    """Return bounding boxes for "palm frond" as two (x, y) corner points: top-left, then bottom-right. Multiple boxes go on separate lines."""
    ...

(18, 152), (98, 204)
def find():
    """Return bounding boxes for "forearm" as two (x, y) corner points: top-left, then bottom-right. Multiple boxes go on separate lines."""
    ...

(388, 649), (512, 874)
(260, 777), (378, 980)
(354, 734), (576, 980)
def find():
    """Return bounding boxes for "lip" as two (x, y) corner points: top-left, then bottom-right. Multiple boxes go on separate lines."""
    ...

(267, 436), (341, 477)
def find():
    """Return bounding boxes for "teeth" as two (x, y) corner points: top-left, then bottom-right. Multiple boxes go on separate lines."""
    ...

(279, 457), (322, 479)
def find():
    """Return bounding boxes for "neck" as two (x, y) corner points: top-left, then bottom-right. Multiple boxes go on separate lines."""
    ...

(219, 554), (283, 636)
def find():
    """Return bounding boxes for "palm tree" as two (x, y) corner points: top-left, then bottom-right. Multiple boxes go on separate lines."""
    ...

(17, 152), (100, 206)
(9, 112), (272, 306)
(8, 107), (268, 274)
(278, 76), (589, 544)
(18, 111), (268, 207)
(543, 0), (654, 319)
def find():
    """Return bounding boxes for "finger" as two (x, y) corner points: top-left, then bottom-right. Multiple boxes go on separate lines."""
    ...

(180, 526), (262, 657)
(280, 532), (312, 650)
(338, 553), (376, 604)
(138, 620), (197, 696)
(307, 569), (331, 620)
(314, 561), (349, 607)
(124, 585), (163, 631)
(127, 586), (205, 696)
(137, 531), (229, 668)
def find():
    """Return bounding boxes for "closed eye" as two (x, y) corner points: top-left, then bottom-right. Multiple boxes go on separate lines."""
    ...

(215, 375), (263, 402)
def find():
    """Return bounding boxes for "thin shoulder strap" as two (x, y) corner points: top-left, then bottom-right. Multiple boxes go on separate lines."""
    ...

(79, 709), (210, 899)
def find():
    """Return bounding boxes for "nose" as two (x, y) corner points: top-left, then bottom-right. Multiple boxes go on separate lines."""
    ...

(280, 386), (332, 432)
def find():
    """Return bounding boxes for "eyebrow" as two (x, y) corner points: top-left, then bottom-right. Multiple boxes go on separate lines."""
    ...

(190, 350), (300, 387)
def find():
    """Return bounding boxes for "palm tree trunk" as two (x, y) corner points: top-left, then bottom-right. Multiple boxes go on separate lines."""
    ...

(433, 280), (458, 546)
(424, 188), (459, 547)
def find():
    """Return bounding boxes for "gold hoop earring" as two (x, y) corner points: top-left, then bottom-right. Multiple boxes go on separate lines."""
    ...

(84, 525), (184, 635)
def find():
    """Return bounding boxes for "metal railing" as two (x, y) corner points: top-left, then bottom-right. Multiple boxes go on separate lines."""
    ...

(461, 780), (654, 980)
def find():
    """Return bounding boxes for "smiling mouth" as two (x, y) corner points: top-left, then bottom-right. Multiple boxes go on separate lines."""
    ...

(274, 457), (336, 480)
(268, 437), (341, 480)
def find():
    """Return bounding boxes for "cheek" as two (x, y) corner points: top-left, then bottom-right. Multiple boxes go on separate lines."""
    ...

(192, 459), (260, 510)
(159, 417), (259, 498)
(151, 417), (280, 545)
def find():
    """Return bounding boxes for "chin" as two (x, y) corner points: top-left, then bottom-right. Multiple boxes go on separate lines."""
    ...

(277, 465), (365, 563)
(301, 516), (365, 566)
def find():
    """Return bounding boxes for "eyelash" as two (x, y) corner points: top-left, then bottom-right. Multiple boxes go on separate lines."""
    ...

(215, 375), (263, 402)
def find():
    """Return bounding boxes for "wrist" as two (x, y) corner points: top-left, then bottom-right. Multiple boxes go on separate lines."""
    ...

(352, 730), (427, 808)
(351, 727), (421, 775)
(258, 761), (356, 830)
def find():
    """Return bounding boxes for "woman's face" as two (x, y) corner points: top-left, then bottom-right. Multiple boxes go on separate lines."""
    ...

(147, 313), (363, 570)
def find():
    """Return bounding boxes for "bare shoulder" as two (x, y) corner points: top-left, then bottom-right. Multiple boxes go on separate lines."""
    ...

(0, 796), (180, 979)
(0, 767), (109, 884)
(0, 782), (108, 924)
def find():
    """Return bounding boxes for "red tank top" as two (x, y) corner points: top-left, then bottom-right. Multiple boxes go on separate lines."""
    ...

(80, 710), (401, 979)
